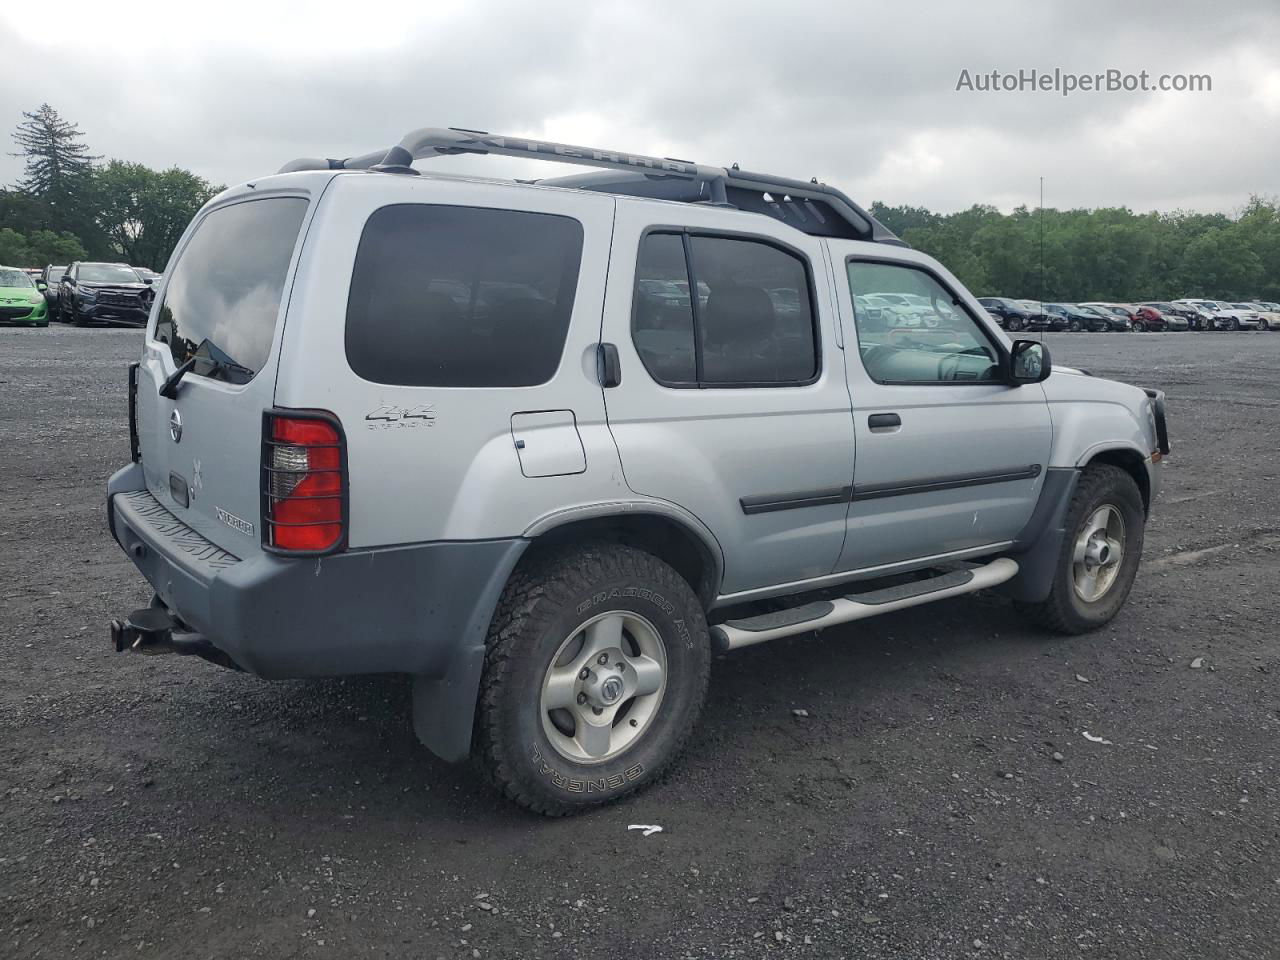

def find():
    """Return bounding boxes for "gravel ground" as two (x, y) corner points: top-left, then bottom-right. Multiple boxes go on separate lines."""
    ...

(2, 326), (1279, 960)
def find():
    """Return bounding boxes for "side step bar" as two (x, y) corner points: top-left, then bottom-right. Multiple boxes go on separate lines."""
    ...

(711, 557), (1019, 651)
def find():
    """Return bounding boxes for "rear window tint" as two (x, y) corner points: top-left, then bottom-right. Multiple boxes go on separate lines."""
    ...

(155, 197), (308, 384)
(345, 205), (584, 387)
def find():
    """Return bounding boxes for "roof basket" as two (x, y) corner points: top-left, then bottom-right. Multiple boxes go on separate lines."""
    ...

(279, 127), (905, 245)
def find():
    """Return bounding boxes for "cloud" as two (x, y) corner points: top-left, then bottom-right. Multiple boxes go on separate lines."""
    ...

(1, 0), (1277, 214)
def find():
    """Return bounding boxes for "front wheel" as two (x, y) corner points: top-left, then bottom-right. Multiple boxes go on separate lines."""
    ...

(1260, 319), (1270, 331)
(1068, 320), (1082, 332)
(1006, 318), (1023, 332)
(1016, 464), (1145, 634)
(1228, 317), (1240, 331)
(473, 542), (710, 815)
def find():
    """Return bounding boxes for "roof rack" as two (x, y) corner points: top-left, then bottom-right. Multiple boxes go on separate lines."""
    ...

(279, 127), (904, 245)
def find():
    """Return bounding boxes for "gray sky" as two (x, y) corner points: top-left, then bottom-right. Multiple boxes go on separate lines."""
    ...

(2, 0), (1278, 215)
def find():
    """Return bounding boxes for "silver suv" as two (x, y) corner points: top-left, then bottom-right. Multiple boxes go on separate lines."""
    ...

(106, 127), (1169, 815)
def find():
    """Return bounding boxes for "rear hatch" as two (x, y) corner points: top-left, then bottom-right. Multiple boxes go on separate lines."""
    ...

(135, 191), (312, 559)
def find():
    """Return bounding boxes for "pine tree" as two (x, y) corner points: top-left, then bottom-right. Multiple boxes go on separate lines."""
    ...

(10, 103), (99, 197)
(9, 104), (102, 249)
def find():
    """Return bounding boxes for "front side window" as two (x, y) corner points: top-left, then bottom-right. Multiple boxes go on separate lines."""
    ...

(632, 231), (818, 387)
(155, 197), (308, 384)
(847, 261), (1000, 384)
(345, 204), (584, 388)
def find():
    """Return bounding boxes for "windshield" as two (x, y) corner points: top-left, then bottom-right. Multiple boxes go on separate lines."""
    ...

(0, 268), (34, 287)
(80, 264), (143, 283)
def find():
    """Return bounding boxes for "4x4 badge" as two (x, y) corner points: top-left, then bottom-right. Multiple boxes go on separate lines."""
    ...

(365, 403), (436, 430)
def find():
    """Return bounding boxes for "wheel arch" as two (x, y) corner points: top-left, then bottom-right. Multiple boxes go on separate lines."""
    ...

(522, 504), (724, 608)
(1078, 444), (1151, 515)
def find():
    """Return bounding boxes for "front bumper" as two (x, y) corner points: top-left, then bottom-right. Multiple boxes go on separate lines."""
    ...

(75, 300), (148, 325)
(0, 300), (47, 324)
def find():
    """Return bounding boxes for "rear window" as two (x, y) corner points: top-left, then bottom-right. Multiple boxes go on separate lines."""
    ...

(154, 197), (308, 384)
(344, 204), (584, 387)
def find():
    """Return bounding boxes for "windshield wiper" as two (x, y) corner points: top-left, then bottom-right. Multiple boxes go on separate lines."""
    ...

(158, 338), (253, 399)
(158, 356), (197, 399)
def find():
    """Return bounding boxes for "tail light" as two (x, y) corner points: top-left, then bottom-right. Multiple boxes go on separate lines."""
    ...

(262, 409), (347, 554)
(127, 362), (140, 462)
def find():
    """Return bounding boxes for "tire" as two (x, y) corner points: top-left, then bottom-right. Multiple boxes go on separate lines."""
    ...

(1068, 320), (1082, 332)
(1228, 317), (1240, 331)
(1132, 321), (1145, 332)
(473, 542), (711, 816)
(1016, 464), (1145, 635)
(1260, 319), (1270, 332)
(1006, 318), (1023, 332)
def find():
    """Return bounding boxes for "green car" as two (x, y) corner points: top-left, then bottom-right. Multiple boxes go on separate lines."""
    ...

(0, 266), (49, 326)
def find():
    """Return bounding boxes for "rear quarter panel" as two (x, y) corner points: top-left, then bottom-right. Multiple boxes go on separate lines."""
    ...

(274, 174), (631, 548)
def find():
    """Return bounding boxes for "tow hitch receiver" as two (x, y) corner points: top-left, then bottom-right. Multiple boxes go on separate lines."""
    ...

(110, 606), (210, 656)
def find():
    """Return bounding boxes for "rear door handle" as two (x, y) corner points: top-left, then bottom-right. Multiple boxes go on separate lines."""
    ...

(868, 413), (902, 431)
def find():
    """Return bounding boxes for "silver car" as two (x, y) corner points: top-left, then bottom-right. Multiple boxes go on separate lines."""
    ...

(106, 127), (1168, 815)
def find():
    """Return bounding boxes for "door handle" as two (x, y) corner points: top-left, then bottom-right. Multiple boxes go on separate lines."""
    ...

(598, 342), (622, 388)
(868, 413), (902, 431)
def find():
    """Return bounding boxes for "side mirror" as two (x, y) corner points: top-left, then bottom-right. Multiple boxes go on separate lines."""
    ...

(35, 280), (46, 291)
(1008, 339), (1051, 385)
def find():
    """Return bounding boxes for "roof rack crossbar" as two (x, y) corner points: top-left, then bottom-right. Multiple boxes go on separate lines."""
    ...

(278, 127), (902, 245)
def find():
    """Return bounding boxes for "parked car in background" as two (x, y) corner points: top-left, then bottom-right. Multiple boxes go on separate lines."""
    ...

(1014, 299), (1059, 331)
(1131, 304), (1179, 331)
(1178, 299), (1261, 331)
(58, 262), (152, 326)
(1235, 302), (1280, 330)
(976, 296), (1035, 332)
(1150, 308), (1189, 331)
(1083, 302), (1154, 331)
(1140, 301), (1201, 330)
(0, 265), (50, 326)
(39, 265), (66, 308)
(1044, 302), (1106, 332)
(1074, 304), (1132, 332)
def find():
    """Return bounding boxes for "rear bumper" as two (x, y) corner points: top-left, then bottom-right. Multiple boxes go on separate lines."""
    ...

(106, 463), (526, 681)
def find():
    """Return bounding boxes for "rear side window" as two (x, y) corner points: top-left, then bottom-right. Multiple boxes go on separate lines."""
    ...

(155, 198), (308, 384)
(345, 205), (584, 387)
(631, 231), (818, 387)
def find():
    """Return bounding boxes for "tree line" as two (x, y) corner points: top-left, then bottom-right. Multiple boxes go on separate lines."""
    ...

(869, 197), (1280, 303)
(1, 104), (221, 271)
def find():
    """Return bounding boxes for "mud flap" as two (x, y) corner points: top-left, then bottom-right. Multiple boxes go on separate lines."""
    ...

(999, 467), (1079, 603)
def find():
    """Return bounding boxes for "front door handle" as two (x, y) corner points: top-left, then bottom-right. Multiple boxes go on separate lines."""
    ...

(868, 412), (902, 431)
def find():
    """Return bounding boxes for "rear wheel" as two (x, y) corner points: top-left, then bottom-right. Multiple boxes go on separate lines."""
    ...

(1016, 464), (1145, 634)
(1132, 321), (1146, 332)
(473, 542), (710, 815)
(1260, 319), (1270, 331)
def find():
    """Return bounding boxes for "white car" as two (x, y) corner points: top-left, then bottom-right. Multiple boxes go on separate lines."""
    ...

(1175, 299), (1261, 331)
(1241, 302), (1280, 331)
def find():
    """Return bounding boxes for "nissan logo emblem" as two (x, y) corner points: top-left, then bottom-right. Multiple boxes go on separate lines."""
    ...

(169, 408), (183, 443)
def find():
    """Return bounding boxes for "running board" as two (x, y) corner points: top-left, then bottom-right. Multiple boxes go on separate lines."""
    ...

(711, 557), (1019, 651)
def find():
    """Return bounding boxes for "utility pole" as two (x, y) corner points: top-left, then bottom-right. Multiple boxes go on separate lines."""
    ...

(1039, 176), (1045, 305)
